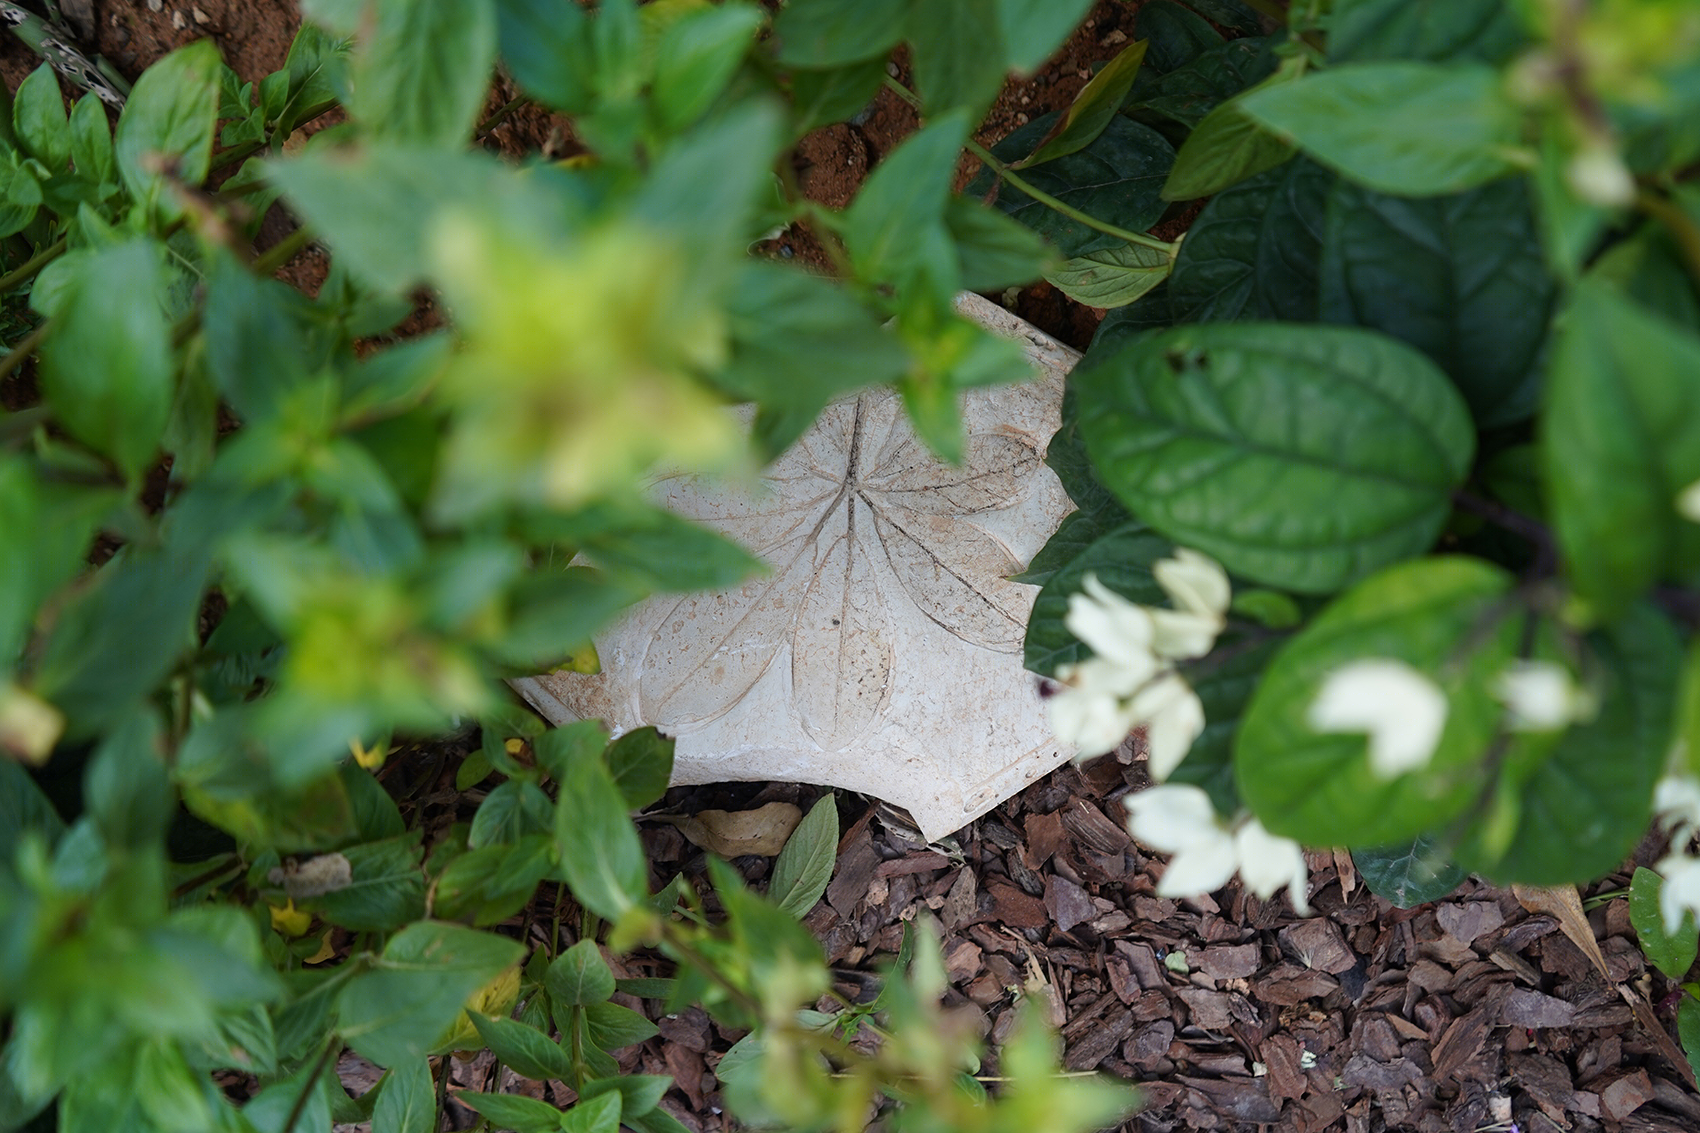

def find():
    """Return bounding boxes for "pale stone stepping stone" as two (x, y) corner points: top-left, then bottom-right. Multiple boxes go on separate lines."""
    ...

(512, 294), (1082, 842)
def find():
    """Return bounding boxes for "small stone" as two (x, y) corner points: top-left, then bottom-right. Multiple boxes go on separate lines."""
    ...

(147, 0), (162, 10)
(1101, 29), (1128, 45)
(171, 9), (186, 29)
(193, 6), (210, 24)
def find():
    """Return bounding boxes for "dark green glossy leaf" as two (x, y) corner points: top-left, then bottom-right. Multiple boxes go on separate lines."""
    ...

(971, 114), (1175, 257)
(336, 922), (524, 1068)
(1542, 284), (1700, 619)
(547, 939), (616, 1007)
(1168, 157), (1329, 322)
(1631, 867), (1699, 979)
(1023, 520), (1170, 676)
(1131, 37), (1274, 128)
(1352, 836), (1466, 908)
(1134, 0), (1222, 73)
(1236, 558), (1520, 846)
(1013, 507), (1121, 586)
(1319, 177), (1557, 428)
(1328, 0), (1528, 65)
(1162, 91), (1294, 200)
(1681, 998), (1700, 1084)
(769, 794), (838, 917)
(1076, 323), (1474, 592)
(1240, 62), (1522, 196)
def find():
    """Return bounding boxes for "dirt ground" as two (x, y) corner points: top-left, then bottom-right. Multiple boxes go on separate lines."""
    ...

(11, 2), (1700, 1130)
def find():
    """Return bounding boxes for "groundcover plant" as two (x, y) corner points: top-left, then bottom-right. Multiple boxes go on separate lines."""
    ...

(1, 0), (1699, 1128)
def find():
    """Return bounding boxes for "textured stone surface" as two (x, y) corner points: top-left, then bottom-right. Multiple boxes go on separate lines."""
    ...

(513, 294), (1080, 841)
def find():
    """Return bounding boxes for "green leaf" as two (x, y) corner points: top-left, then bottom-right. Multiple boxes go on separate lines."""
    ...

(470, 781), (555, 848)
(554, 758), (648, 921)
(459, 1091), (564, 1133)
(561, 1092), (622, 1133)
(1682, 997), (1700, 1085)
(605, 727), (675, 810)
(491, 566), (646, 672)
(1023, 520), (1171, 676)
(1021, 39), (1150, 167)
(1046, 382), (1133, 522)
(14, 64), (68, 170)
(115, 40), (220, 211)
(774, 0), (909, 67)
(970, 114), (1175, 257)
(1013, 507), (1119, 586)
(1161, 93), (1294, 200)
(789, 57), (887, 135)
(547, 940), (616, 1007)
(532, 720), (608, 785)
(995, 0), (1096, 72)
(335, 922), (523, 1068)
(908, 0), (1007, 116)
(203, 253), (312, 424)
(84, 708), (172, 850)
(944, 196), (1055, 292)
(495, 0), (594, 114)
(577, 508), (763, 594)
(1135, 0), (1223, 73)
(0, 759), (65, 860)
(720, 261), (911, 457)
(1168, 155), (1330, 322)
(1129, 36), (1275, 129)
(309, 834), (427, 932)
(1352, 836), (1466, 908)
(1319, 177), (1557, 428)
(1239, 62), (1523, 196)
(1455, 605), (1678, 885)
(1235, 557), (1521, 846)
(769, 794), (839, 917)
(372, 1058), (434, 1133)
(38, 239), (173, 479)
(262, 24), (350, 139)
(433, 836), (554, 926)
(843, 109), (969, 286)
(350, 0), (496, 145)
(1167, 633), (1285, 815)
(1075, 322), (1475, 592)
(1632, 867), (1700, 979)
(652, 3), (765, 132)
(1173, 0), (1265, 35)
(1328, 0), (1528, 65)
(582, 1001), (659, 1052)
(472, 1013), (575, 1081)
(1590, 220), (1700, 332)
(1044, 241), (1172, 308)
(1542, 283), (1700, 619)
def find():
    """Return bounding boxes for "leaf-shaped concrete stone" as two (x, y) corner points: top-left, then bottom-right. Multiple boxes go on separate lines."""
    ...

(513, 295), (1080, 841)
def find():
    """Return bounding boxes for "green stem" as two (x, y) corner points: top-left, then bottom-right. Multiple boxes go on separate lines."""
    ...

(0, 236), (68, 293)
(281, 1038), (339, 1133)
(254, 226), (315, 277)
(1638, 189), (1700, 292)
(881, 76), (1174, 255)
(0, 320), (51, 383)
(476, 96), (529, 141)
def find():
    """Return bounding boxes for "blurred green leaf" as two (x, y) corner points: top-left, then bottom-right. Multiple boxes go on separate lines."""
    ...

(1328, 0), (1528, 65)
(844, 109), (969, 288)
(554, 758), (648, 921)
(908, 0), (1007, 116)
(604, 727), (674, 811)
(652, 3), (764, 132)
(350, 0), (496, 145)
(774, 0), (909, 67)
(995, 0), (1097, 72)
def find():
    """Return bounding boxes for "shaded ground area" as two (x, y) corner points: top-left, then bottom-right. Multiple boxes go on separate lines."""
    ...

(9, 2), (1700, 1131)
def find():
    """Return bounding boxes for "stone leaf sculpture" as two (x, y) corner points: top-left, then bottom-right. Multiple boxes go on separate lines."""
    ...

(513, 295), (1082, 841)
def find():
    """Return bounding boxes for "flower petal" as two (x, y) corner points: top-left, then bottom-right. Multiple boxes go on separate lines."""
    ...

(1307, 658), (1448, 779)
(1657, 852), (1700, 936)
(1235, 819), (1310, 916)
(1067, 574), (1157, 669)
(1049, 678), (1140, 756)
(1154, 548), (1231, 620)
(1125, 784), (1225, 854)
(1149, 608), (1222, 662)
(1156, 833), (1240, 899)
(1493, 660), (1594, 732)
(1130, 673), (1205, 781)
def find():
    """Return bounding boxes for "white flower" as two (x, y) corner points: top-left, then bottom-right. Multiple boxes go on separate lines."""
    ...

(1656, 772), (1700, 846)
(1657, 851), (1700, 936)
(1065, 574), (1158, 672)
(1493, 660), (1596, 732)
(1307, 658), (1449, 779)
(1049, 658), (1146, 755)
(1125, 784), (1310, 915)
(1150, 548), (1231, 660)
(1129, 671), (1206, 781)
(1677, 479), (1700, 524)
(1565, 145), (1636, 208)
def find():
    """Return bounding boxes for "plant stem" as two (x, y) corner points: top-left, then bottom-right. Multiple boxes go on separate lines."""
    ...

(0, 236), (67, 293)
(254, 226), (315, 277)
(1451, 490), (1552, 549)
(880, 76), (1174, 254)
(476, 96), (529, 142)
(0, 320), (51, 383)
(1638, 189), (1700, 292)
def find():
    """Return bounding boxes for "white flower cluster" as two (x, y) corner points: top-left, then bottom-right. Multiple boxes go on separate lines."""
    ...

(1046, 549), (1229, 778)
(1654, 771), (1700, 934)
(1125, 784), (1310, 916)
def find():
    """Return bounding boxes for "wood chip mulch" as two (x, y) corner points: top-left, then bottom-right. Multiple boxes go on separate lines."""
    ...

(404, 750), (1700, 1133)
